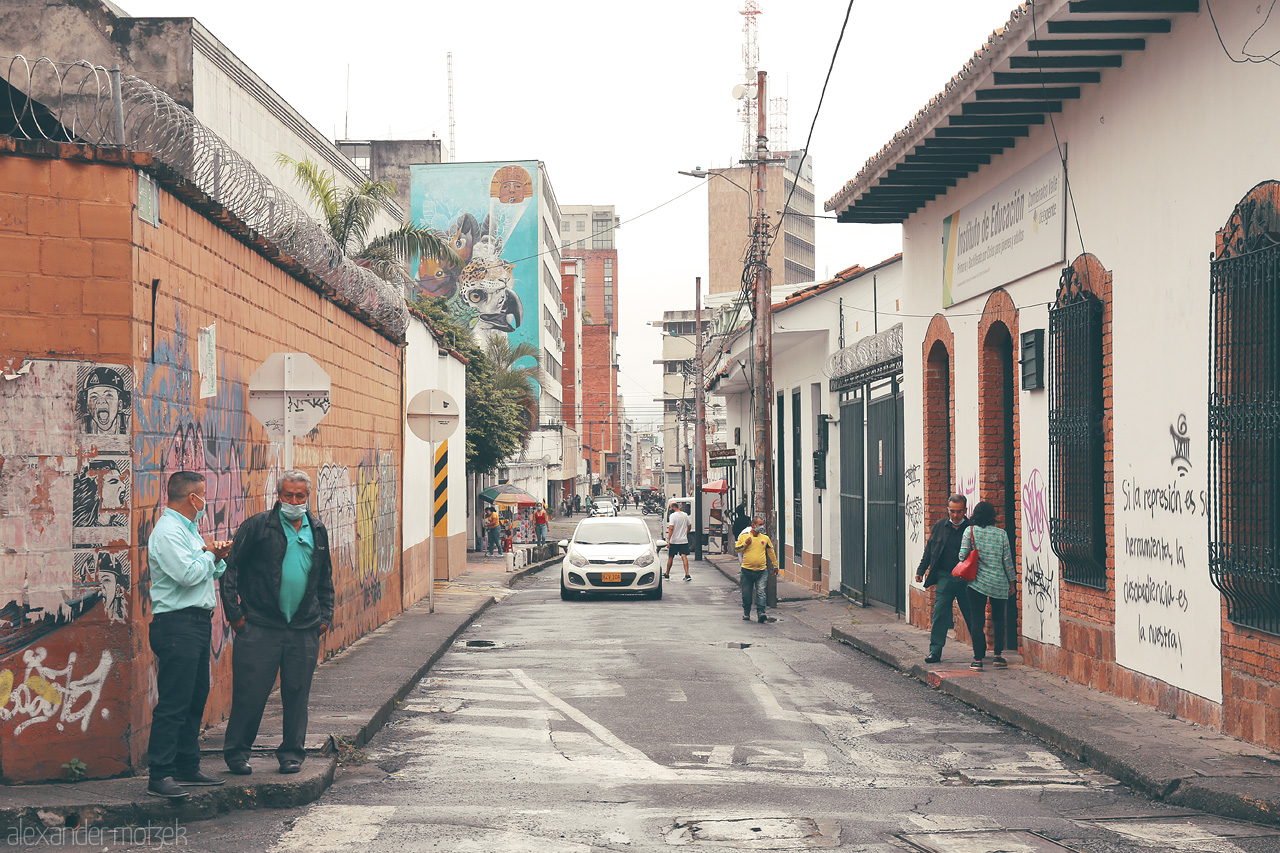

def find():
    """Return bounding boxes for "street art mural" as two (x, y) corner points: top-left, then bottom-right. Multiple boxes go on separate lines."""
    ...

(0, 360), (131, 663)
(409, 161), (540, 345)
(0, 646), (114, 736)
(1115, 409), (1221, 702)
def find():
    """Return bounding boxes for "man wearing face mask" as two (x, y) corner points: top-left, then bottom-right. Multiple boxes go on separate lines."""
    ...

(145, 471), (232, 799)
(220, 470), (334, 777)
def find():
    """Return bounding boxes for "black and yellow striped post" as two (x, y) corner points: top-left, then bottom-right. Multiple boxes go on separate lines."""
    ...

(433, 441), (448, 542)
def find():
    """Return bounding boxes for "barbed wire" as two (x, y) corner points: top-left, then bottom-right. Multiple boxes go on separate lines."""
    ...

(2, 55), (408, 340)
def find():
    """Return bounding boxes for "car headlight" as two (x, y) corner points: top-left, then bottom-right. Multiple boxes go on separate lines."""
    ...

(634, 552), (654, 567)
(567, 548), (588, 567)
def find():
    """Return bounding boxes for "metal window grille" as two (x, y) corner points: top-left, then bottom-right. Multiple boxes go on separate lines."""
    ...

(1048, 267), (1107, 589)
(1209, 201), (1280, 635)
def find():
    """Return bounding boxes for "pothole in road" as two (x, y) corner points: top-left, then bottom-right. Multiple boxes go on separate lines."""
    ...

(666, 816), (840, 848)
(456, 639), (507, 649)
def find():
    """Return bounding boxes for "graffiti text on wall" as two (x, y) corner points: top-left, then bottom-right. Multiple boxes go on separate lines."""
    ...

(0, 647), (114, 735)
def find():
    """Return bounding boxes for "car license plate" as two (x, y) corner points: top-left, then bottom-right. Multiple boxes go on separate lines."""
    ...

(601, 572), (622, 583)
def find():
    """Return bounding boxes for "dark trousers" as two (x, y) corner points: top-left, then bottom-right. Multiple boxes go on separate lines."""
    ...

(928, 574), (979, 658)
(741, 568), (768, 616)
(147, 609), (212, 780)
(967, 589), (1007, 660)
(224, 622), (320, 767)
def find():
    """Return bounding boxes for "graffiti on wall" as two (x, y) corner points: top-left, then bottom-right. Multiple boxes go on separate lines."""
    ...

(0, 646), (114, 736)
(958, 472), (978, 515)
(1, 360), (132, 664)
(319, 450), (399, 610)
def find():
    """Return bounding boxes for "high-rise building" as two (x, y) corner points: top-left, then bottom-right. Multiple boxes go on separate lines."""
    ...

(655, 310), (711, 498)
(561, 205), (621, 496)
(706, 152), (815, 296)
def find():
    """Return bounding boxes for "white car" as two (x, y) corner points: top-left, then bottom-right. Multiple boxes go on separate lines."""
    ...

(559, 517), (664, 600)
(590, 499), (617, 518)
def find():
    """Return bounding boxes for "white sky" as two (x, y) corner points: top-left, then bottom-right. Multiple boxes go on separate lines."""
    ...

(122, 0), (1019, 434)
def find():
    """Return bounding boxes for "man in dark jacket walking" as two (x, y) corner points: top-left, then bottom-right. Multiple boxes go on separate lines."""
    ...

(914, 494), (978, 664)
(220, 470), (334, 775)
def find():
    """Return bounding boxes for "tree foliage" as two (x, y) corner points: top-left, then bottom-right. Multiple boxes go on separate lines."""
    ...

(275, 154), (457, 281)
(410, 297), (539, 475)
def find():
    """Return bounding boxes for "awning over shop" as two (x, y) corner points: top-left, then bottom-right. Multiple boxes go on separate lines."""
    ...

(825, 323), (903, 391)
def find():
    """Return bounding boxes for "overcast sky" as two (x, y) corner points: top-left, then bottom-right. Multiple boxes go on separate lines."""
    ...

(122, 0), (1019, 433)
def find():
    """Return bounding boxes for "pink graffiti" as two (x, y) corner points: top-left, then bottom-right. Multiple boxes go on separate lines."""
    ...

(1022, 468), (1048, 553)
(959, 473), (978, 516)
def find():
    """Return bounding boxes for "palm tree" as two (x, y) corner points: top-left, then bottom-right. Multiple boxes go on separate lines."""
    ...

(483, 336), (544, 444)
(275, 154), (457, 283)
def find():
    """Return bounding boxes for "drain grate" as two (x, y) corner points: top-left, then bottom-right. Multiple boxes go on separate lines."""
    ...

(455, 639), (506, 649)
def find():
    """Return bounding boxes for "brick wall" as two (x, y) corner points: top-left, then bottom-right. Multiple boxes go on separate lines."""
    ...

(913, 316), (957, 632)
(0, 145), (405, 781)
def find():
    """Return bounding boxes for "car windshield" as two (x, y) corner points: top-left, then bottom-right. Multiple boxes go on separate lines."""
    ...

(575, 522), (649, 546)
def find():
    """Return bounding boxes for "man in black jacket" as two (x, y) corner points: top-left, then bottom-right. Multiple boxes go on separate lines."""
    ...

(220, 470), (334, 775)
(914, 494), (978, 664)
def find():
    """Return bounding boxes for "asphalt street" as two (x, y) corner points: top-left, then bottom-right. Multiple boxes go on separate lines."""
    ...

(75, 508), (1280, 852)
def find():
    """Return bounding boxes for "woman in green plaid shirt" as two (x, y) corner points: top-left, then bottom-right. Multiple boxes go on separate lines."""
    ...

(957, 500), (1016, 671)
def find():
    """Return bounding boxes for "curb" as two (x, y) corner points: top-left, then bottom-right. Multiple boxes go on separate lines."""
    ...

(830, 626), (1280, 828)
(0, 562), (557, 834)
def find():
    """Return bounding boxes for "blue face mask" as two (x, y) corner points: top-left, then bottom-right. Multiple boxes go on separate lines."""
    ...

(192, 494), (206, 523)
(280, 502), (307, 521)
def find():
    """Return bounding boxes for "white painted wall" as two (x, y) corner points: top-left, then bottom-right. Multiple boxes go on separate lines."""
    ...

(893, 8), (1280, 703)
(403, 318), (468, 550)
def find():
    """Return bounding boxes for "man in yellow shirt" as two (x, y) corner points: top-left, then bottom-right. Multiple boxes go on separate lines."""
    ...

(735, 516), (778, 623)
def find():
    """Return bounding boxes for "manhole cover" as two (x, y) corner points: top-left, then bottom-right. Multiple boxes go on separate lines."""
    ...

(667, 817), (840, 848)
(899, 830), (1079, 852)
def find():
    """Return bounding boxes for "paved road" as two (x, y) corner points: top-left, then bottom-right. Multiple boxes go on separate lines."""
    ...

(109, 508), (1280, 852)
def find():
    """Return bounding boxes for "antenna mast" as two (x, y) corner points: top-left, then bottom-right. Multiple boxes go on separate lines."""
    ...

(739, 0), (760, 161)
(447, 52), (456, 162)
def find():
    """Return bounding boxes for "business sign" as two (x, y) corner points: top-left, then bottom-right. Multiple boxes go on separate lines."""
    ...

(941, 152), (1066, 307)
(710, 456), (737, 469)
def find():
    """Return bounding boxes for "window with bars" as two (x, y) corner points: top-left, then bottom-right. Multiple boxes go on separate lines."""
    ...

(1048, 266), (1107, 589)
(1209, 188), (1280, 635)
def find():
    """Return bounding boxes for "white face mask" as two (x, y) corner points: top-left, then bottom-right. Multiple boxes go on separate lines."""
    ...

(280, 502), (307, 521)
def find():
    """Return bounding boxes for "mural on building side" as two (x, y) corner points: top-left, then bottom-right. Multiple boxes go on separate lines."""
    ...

(409, 161), (539, 348)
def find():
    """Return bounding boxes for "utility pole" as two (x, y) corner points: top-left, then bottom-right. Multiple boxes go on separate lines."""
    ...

(750, 70), (777, 607)
(694, 276), (706, 561)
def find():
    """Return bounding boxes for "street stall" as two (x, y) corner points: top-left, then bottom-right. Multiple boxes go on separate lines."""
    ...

(480, 484), (540, 547)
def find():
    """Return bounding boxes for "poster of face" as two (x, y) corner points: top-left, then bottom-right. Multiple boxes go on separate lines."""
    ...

(72, 549), (130, 623)
(72, 458), (131, 544)
(409, 162), (539, 349)
(76, 364), (133, 453)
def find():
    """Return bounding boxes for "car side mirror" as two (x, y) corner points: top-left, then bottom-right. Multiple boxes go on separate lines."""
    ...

(558, 539), (569, 549)
(657, 540), (667, 549)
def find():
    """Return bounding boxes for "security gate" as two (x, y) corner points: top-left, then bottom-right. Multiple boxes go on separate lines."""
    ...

(866, 382), (906, 612)
(839, 395), (864, 599)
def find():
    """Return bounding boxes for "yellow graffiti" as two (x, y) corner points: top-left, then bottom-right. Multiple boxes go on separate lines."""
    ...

(357, 463), (380, 583)
(0, 669), (12, 708)
(25, 675), (62, 708)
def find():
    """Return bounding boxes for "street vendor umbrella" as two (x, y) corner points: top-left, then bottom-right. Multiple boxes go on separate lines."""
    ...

(494, 492), (538, 508)
(480, 484), (539, 504)
(702, 478), (729, 493)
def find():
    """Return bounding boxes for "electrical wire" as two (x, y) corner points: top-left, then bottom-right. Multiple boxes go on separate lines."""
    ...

(767, 0), (856, 257)
(1208, 0), (1280, 67)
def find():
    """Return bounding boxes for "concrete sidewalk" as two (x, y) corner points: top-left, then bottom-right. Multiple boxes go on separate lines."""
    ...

(704, 553), (1280, 828)
(0, 553), (557, 834)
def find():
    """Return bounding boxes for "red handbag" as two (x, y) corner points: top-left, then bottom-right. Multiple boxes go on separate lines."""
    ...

(952, 528), (979, 582)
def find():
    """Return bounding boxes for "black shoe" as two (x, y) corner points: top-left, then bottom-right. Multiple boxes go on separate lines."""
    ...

(743, 613), (751, 621)
(924, 655), (941, 664)
(992, 656), (1008, 668)
(146, 777), (190, 799)
(279, 760), (302, 774)
(175, 769), (225, 786)
(969, 660), (983, 671)
(226, 759), (252, 775)
(684, 575), (691, 581)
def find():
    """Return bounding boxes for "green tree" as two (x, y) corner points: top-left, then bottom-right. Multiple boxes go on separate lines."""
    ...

(411, 297), (532, 474)
(275, 154), (457, 282)
(482, 336), (545, 445)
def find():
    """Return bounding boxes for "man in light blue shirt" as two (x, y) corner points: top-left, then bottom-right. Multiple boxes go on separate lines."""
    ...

(145, 471), (232, 799)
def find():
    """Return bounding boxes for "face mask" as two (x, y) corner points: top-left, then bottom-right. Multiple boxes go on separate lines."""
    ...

(280, 502), (307, 521)
(192, 494), (206, 523)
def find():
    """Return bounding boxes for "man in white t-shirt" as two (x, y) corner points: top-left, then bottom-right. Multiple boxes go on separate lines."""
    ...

(664, 503), (692, 581)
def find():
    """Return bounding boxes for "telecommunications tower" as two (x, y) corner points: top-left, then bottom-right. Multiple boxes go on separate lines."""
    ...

(738, 2), (787, 159)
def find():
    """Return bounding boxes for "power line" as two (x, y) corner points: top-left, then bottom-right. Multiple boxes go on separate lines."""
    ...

(767, 0), (856, 256)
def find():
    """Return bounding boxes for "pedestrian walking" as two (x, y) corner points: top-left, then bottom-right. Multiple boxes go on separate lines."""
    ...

(574, 494), (581, 513)
(915, 494), (979, 664)
(664, 502), (692, 580)
(736, 516), (778, 623)
(145, 471), (232, 799)
(220, 470), (334, 776)
(533, 502), (549, 546)
(484, 507), (501, 556)
(960, 500), (1016, 671)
